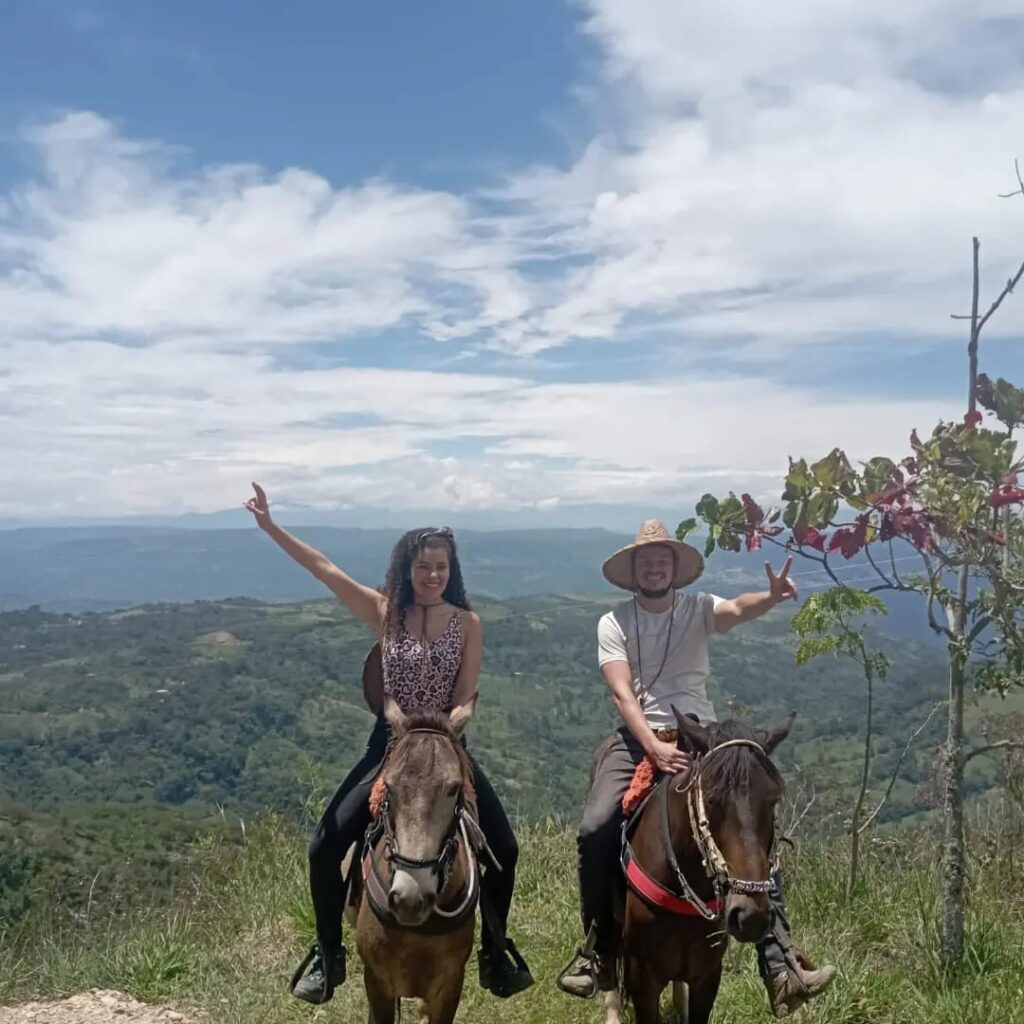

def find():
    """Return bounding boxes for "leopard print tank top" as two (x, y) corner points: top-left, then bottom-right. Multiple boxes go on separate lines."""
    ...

(381, 608), (464, 712)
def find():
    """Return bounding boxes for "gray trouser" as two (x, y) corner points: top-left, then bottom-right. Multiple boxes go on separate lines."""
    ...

(577, 729), (793, 977)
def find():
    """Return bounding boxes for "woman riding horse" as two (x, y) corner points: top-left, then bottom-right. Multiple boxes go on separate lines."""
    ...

(244, 484), (534, 1004)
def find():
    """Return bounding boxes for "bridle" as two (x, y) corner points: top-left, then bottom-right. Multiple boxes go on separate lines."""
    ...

(661, 737), (779, 921)
(364, 727), (478, 922)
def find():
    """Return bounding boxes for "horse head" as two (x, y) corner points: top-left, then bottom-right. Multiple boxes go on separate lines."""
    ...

(673, 709), (795, 944)
(379, 697), (476, 927)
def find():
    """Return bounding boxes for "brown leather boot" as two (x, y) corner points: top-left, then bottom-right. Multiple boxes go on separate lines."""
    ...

(765, 958), (837, 1018)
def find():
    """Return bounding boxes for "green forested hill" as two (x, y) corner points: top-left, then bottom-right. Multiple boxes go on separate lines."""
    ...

(0, 594), (982, 825)
(3, 594), (1020, 934)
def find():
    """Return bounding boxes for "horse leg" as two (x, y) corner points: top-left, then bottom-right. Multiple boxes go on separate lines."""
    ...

(627, 958), (663, 1024)
(363, 967), (397, 1024)
(418, 977), (463, 1024)
(671, 981), (689, 1023)
(685, 968), (722, 1024)
(603, 988), (623, 1024)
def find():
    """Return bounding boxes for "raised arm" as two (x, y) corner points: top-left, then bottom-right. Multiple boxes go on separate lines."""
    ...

(451, 611), (482, 709)
(713, 556), (798, 634)
(244, 482), (386, 629)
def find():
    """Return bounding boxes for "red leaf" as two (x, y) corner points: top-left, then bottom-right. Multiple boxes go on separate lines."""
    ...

(990, 485), (1024, 508)
(827, 527), (862, 559)
(963, 410), (983, 430)
(741, 493), (764, 527)
(792, 525), (826, 551)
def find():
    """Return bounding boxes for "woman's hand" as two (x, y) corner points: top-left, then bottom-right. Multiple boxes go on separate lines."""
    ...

(244, 482), (274, 532)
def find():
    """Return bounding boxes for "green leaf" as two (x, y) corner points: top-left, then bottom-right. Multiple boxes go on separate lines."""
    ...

(811, 449), (858, 496)
(976, 374), (1024, 429)
(806, 491), (839, 528)
(696, 494), (720, 523)
(783, 458), (814, 502)
(676, 518), (698, 541)
(795, 635), (845, 666)
(783, 500), (806, 529)
(862, 456), (897, 496)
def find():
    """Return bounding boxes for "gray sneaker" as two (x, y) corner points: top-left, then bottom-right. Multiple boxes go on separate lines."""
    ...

(290, 944), (346, 1004)
(556, 950), (616, 998)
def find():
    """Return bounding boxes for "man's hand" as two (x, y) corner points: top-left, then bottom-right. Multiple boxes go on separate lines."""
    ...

(244, 482), (274, 532)
(647, 737), (690, 775)
(766, 556), (798, 603)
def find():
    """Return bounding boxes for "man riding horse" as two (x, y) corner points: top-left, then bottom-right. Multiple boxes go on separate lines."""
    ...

(557, 520), (837, 1018)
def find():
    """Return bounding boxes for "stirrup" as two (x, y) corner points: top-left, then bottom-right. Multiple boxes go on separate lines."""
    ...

(556, 947), (599, 999)
(289, 941), (343, 1003)
(289, 944), (319, 995)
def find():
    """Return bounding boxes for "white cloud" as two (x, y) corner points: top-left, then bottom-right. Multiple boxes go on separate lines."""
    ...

(4, 2), (1024, 519)
(488, 0), (1024, 353)
(0, 333), (958, 518)
(0, 111), (528, 346)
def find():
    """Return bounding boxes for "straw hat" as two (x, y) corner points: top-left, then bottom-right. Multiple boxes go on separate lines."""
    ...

(602, 519), (704, 591)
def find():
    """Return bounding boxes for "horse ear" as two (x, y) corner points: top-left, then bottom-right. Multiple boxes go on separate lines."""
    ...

(761, 712), (796, 753)
(673, 708), (710, 754)
(384, 697), (408, 736)
(449, 694), (477, 737)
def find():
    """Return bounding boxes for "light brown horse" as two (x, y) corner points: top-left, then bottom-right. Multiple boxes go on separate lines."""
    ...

(352, 697), (480, 1024)
(607, 711), (794, 1024)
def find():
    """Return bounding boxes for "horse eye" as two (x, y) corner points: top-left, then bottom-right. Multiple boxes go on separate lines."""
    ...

(446, 782), (461, 798)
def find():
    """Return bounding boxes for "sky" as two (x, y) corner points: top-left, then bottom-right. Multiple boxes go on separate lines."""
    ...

(2, 0), (1024, 527)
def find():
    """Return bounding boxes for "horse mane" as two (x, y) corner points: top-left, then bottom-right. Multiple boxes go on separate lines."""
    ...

(700, 718), (785, 799)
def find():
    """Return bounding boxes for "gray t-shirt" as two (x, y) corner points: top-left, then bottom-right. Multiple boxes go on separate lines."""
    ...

(597, 593), (722, 729)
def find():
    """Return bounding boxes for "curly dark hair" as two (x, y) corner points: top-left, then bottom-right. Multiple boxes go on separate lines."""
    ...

(381, 527), (471, 638)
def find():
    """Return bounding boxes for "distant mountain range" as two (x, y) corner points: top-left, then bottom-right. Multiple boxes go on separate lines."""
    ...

(0, 523), (939, 642)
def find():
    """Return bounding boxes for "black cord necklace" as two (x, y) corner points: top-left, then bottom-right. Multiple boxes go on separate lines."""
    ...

(633, 591), (677, 703)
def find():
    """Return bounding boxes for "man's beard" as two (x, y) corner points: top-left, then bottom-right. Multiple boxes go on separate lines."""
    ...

(638, 584), (672, 599)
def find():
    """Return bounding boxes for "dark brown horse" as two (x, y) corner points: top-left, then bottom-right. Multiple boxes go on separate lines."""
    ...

(352, 698), (480, 1024)
(608, 710), (794, 1024)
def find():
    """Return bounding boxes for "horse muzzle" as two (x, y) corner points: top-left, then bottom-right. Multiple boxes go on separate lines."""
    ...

(388, 869), (438, 926)
(724, 892), (771, 944)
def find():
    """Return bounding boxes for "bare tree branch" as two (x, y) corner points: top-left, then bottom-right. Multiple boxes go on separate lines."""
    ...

(976, 258), (1024, 336)
(964, 740), (1024, 764)
(997, 157), (1024, 198)
(858, 701), (946, 834)
(782, 785), (817, 840)
(888, 540), (908, 588)
(863, 543), (895, 588)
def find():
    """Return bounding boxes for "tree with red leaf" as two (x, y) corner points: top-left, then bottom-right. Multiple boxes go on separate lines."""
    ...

(681, 183), (1024, 969)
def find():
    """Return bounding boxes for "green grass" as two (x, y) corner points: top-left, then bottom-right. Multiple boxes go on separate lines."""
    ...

(4, 809), (1024, 1023)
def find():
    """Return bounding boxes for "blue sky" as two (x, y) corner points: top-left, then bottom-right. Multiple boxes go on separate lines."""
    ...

(2, 0), (1023, 524)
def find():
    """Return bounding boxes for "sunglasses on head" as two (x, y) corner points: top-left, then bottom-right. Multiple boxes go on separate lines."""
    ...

(415, 526), (454, 545)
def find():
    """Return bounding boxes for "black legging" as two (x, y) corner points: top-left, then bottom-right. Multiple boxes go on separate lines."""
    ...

(308, 714), (518, 952)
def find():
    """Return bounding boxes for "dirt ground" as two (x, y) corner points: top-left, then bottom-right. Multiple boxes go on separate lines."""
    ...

(0, 991), (199, 1024)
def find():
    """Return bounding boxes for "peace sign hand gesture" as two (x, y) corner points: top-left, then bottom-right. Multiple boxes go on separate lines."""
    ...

(244, 482), (274, 532)
(765, 556), (798, 603)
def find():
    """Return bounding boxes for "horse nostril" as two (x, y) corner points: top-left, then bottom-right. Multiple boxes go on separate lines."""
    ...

(727, 906), (743, 935)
